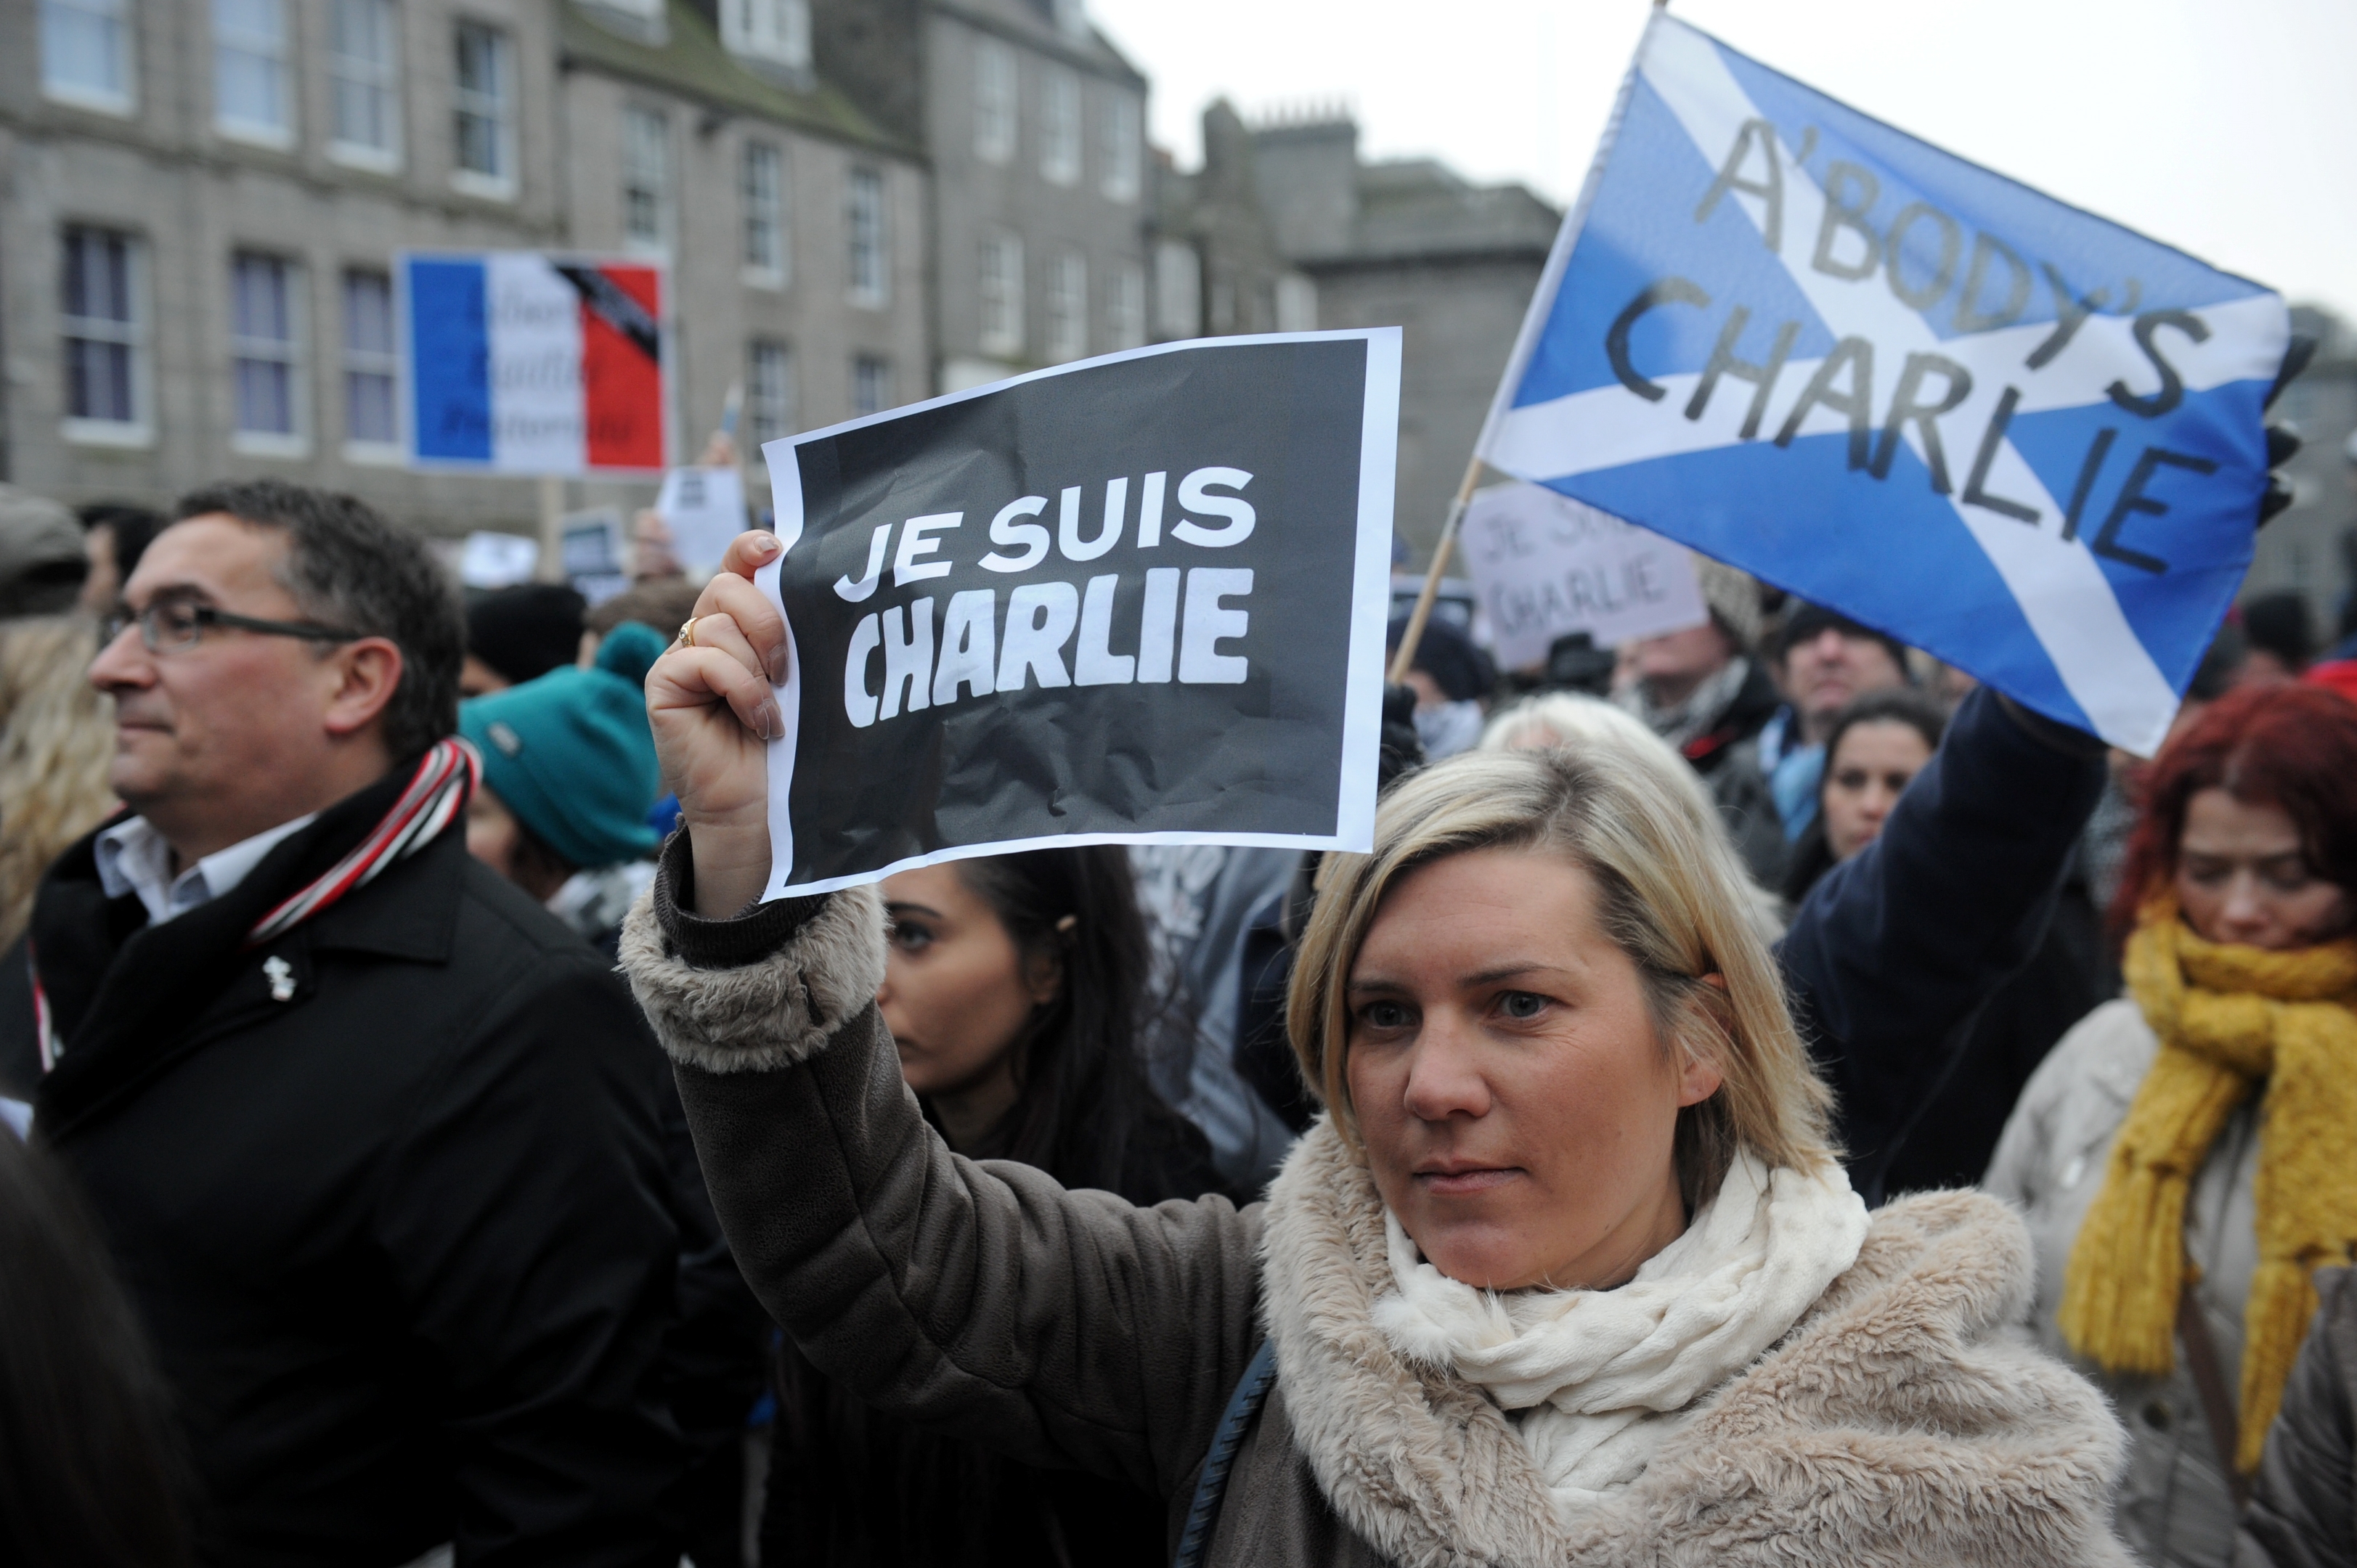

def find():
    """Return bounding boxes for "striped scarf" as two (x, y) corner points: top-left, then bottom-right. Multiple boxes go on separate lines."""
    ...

(244, 738), (479, 946)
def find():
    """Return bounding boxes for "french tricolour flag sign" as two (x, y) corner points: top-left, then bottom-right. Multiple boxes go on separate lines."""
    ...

(400, 252), (669, 475)
(1478, 14), (2290, 754)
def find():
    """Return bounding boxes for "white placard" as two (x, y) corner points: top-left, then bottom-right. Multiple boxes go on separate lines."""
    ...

(656, 466), (748, 576)
(1459, 481), (1707, 671)
(459, 529), (540, 589)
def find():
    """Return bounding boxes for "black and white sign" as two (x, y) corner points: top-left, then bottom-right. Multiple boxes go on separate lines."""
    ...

(1460, 482), (1707, 670)
(754, 331), (1401, 897)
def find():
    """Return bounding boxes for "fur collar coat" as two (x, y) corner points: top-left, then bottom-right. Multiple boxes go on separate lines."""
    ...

(622, 859), (2134, 1567)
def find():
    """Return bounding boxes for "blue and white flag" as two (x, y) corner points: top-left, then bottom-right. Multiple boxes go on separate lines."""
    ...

(1478, 14), (2289, 754)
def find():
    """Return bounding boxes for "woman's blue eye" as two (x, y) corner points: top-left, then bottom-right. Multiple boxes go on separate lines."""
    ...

(1362, 1001), (1411, 1030)
(1500, 991), (1546, 1020)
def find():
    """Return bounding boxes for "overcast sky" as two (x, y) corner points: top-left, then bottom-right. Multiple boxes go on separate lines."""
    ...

(1090, 0), (2357, 327)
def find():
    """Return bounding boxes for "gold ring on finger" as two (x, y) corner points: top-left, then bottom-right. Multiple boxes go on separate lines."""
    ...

(672, 616), (699, 652)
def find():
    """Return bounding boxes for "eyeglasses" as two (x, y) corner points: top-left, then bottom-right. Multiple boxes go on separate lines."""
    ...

(105, 600), (362, 656)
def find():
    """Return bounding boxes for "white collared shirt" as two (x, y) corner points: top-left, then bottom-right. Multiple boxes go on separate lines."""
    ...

(94, 812), (319, 926)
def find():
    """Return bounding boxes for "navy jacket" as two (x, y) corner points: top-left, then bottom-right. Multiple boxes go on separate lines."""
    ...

(1779, 684), (2107, 1204)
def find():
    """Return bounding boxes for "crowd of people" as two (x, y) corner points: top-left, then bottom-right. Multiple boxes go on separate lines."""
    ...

(0, 469), (2352, 1568)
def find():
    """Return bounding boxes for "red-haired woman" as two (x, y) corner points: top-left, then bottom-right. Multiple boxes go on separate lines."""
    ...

(1987, 681), (2357, 1568)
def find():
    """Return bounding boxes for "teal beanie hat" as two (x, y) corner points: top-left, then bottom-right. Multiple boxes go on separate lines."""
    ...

(460, 619), (668, 870)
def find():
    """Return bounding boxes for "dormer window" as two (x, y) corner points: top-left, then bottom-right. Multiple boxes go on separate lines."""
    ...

(1049, 0), (1086, 41)
(722, 0), (810, 71)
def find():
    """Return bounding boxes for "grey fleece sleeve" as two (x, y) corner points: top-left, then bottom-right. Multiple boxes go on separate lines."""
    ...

(617, 833), (1267, 1507)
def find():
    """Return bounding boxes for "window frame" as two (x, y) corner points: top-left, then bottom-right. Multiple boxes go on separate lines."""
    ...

(41, 0), (137, 116)
(1099, 91), (1139, 203)
(845, 166), (888, 308)
(622, 104), (669, 253)
(1155, 239), (1201, 340)
(327, 0), (403, 172)
(1106, 259), (1145, 351)
(851, 354), (893, 417)
(228, 249), (309, 457)
(341, 266), (402, 462)
(746, 338), (795, 446)
(972, 38), (1016, 166)
(213, 0), (296, 148)
(976, 229), (1024, 359)
(1044, 249), (1086, 363)
(741, 138), (789, 287)
(60, 225), (151, 447)
(720, 0), (809, 70)
(450, 18), (516, 199)
(1038, 66), (1080, 187)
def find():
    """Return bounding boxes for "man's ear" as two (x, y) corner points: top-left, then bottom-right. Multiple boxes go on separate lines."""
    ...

(321, 637), (404, 740)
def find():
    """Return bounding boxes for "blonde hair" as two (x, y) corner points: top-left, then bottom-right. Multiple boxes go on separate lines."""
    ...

(0, 616), (117, 948)
(1287, 745), (1836, 1210)
(1480, 690), (1786, 945)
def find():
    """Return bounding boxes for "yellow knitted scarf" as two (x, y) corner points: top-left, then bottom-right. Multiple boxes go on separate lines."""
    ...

(2059, 896), (2357, 1471)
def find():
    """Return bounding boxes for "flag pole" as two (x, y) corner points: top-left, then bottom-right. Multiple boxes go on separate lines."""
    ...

(1388, 0), (1665, 686)
(1385, 456), (1483, 684)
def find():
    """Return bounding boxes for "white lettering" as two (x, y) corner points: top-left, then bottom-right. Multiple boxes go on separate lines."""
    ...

(1179, 568), (1251, 683)
(1172, 467), (1255, 548)
(932, 589), (998, 705)
(1136, 567), (1179, 682)
(1074, 575), (1134, 685)
(879, 598), (935, 719)
(893, 513), (961, 586)
(834, 523), (890, 602)
(1061, 478), (1125, 561)
(1135, 470), (1167, 548)
(996, 581), (1079, 691)
(844, 612), (882, 727)
(980, 496), (1050, 573)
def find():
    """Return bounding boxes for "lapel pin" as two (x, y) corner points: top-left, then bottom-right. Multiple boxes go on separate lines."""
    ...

(264, 955), (296, 1003)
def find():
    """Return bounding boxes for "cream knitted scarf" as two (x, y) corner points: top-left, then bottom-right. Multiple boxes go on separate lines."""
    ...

(1371, 1152), (1869, 1514)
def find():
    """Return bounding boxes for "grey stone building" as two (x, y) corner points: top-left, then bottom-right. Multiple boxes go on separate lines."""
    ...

(1247, 113), (1560, 563)
(2, 0), (927, 536)
(1148, 101), (1315, 346)
(2244, 303), (2357, 644)
(808, 0), (1149, 392)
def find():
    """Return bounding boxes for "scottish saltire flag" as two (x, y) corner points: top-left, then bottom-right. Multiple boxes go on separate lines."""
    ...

(400, 252), (669, 475)
(1477, 15), (2289, 754)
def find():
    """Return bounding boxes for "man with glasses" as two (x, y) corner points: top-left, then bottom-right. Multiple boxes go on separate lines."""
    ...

(1, 480), (690, 1565)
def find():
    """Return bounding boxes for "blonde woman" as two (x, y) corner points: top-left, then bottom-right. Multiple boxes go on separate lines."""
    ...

(618, 536), (2131, 1566)
(0, 615), (115, 948)
(1481, 690), (1786, 944)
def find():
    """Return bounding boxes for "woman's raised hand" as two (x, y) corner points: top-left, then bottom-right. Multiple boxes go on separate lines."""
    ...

(646, 530), (790, 917)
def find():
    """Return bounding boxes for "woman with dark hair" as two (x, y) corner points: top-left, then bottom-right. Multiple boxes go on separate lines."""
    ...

(760, 844), (1226, 1566)
(1988, 682), (2357, 1567)
(1778, 687), (1950, 905)
(0, 1130), (192, 1567)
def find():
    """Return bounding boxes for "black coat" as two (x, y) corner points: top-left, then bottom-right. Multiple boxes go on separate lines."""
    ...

(1778, 685), (2107, 1205)
(0, 772), (690, 1568)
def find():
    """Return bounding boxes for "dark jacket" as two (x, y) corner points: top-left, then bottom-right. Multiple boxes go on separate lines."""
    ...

(760, 999), (1229, 1567)
(0, 770), (688, 1568)
(1781, 825), (2107, 1197)
(2237, 1267), (2357, 1568)
(1778, 685), (2107, 1205)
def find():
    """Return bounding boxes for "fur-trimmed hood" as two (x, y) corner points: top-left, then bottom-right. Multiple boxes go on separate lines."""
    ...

(1259, 1119), (2136, 1567)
